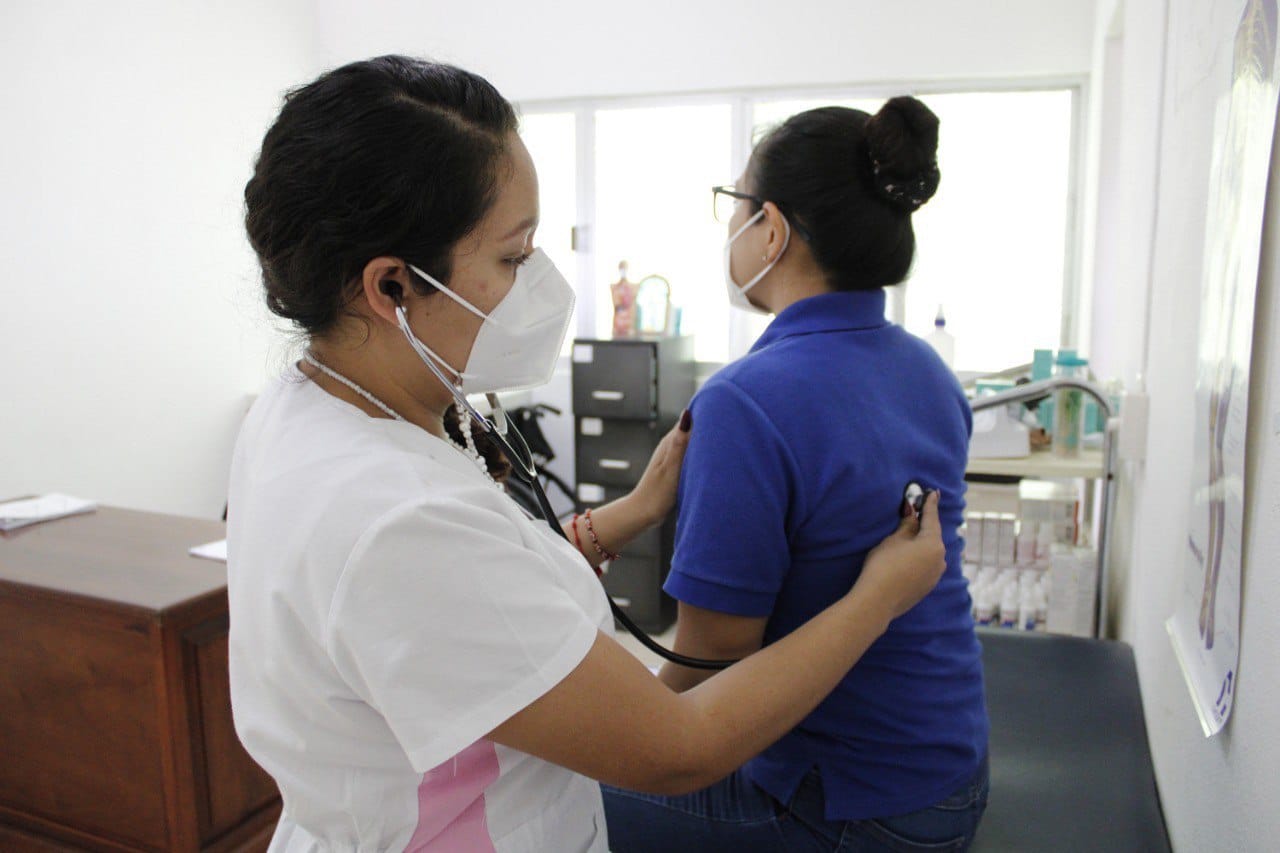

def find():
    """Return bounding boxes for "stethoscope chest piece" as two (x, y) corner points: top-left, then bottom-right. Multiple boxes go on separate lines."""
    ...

(903, 481), (927, 519)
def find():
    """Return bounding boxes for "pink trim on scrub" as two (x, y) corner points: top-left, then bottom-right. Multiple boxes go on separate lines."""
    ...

(405, 740), (501, 852)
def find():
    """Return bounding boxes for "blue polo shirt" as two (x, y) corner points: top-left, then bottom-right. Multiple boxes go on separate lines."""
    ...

(665, 289), (988, 821)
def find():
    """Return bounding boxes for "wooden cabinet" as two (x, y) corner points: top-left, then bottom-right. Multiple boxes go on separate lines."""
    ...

(0, 507), (280, 851)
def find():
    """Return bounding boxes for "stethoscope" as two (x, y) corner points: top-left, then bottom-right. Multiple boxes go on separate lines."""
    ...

(392, 299), (739, 671)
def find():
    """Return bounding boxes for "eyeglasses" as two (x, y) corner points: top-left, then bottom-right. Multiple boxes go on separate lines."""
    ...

(712, 184), (813, 242)
(712, 185), (763, 223)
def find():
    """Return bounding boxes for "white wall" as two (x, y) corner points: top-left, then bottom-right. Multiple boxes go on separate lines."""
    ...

(1087, 0), (1280, 849)
(311, 0), (1095, 498)
(313, 0), (1096, 101)
(0, 1), (319, 518)
(9, 0), (1275, 846)
(0, 1), (1096, 519)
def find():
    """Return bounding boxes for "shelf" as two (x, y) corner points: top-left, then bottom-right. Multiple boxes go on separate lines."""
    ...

(966, 449), (1105, 479)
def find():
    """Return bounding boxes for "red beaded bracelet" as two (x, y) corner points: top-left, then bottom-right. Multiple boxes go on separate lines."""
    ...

(583, 508), (620, 563)
(571, 513), (604, 577)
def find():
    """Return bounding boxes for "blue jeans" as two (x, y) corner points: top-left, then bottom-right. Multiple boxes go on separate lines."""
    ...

(601, 758), (988, 852)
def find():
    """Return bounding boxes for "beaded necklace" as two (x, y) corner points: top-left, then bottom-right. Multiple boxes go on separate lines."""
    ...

(301, 351), (490, 478)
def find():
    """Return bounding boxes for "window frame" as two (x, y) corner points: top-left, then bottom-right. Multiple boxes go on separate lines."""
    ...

(519, 75), (1088, 369)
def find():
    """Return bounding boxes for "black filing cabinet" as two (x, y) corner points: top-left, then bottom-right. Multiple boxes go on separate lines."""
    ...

(571, 337), (695, 632)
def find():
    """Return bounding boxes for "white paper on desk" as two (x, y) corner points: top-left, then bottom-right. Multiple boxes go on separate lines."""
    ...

(189, 539), (228, 562)
(0, 493), (98, 532)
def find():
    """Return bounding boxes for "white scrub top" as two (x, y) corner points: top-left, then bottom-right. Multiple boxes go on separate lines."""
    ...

(226, 366), (612, 852)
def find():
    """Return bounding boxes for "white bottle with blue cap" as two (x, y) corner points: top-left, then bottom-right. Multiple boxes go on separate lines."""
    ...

(925, 305), (955, 370)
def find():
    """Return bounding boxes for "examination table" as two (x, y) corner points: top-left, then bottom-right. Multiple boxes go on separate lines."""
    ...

(972, 629), (1171, 852)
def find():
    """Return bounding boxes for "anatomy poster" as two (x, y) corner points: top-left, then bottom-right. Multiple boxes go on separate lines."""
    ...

(1168, 0), (1279, 736)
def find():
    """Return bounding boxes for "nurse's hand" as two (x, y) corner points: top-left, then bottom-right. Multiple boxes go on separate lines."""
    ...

(853, 491), (947, 619)
(629, 409), (693, 526)
(494, 486), (946, 797)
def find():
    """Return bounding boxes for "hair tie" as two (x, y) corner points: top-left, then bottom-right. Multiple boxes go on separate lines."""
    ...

(870, 158), (940, 212)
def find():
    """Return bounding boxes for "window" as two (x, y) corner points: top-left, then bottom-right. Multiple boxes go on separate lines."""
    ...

(521, 86), (1078, 372)
(904, 91), (1073, 372)
(518, 112), (577, 354)
(593, 104), (733, 361)
(753, 97), (882, 133)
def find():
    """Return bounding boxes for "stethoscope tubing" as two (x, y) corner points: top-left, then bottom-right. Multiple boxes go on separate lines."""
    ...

(397, 303), (736, 670)
(492, 413), (736, 671)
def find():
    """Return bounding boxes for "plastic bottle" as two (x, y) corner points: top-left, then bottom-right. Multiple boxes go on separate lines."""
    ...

(975, 586), (997, 626)
(1032, 349), (1055, 382)
(1034, 348), (1057, 431)
(977, 567), (999, 597)
(925, 306), (955, 370)
(1052, 349), (1089, 457)
(1020, 590), (1038, 631)
(999, 586), (1020, 629)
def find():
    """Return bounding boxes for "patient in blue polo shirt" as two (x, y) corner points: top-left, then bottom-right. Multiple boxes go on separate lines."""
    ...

(603, 97), (989, 852)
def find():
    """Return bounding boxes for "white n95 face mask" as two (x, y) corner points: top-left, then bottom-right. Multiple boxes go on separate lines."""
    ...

(402, 248), (575, 395)
(723, 209), (791, 315)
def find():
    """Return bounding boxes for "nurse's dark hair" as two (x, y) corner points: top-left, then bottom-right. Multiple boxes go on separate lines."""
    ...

(244, 55), (517, 479)
(747, 96), (940, 291)
(245, 54), (518, 332)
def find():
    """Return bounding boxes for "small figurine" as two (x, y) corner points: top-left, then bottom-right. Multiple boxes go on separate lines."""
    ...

(610, 260), (638, 338)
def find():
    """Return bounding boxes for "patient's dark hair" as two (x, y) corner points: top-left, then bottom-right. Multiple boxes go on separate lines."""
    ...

(746, 97), (940, 292)
(244, 55), (518, 479)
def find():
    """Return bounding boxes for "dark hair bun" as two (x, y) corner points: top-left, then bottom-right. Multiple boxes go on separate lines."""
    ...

(865, 96), (940, 212)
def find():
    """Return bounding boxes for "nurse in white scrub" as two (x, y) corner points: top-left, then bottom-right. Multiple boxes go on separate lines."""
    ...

(229, 55), (948, 853)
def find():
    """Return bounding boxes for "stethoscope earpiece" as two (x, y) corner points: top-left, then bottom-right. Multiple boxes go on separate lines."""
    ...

(380, 280), (404, 303)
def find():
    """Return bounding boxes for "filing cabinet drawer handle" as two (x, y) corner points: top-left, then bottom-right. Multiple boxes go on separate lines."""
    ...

(591, 390), (625, 401)
(598, 459), (632, 471)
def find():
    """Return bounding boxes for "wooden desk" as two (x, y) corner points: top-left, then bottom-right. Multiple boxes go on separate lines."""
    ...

(0, 507), (280, 851)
